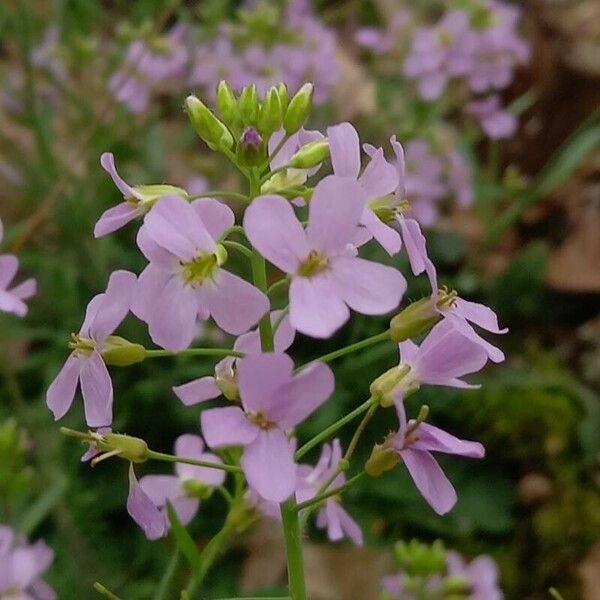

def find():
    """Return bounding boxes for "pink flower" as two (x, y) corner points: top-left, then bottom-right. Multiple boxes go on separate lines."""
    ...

(467, 95), (517, 139)
(173, 310), (295, 406)
(0, 525), (55, 600)
(388, 402), (484, 515)
(95, 153), (188, 238)
(126, 465), (168, 541)
(446, 551), (503, 600)
(200, 353), (334, 502)
(297, 440), (363, 545)
(129, 434), (226, 539)
(244, 175), (406, 338)
(0, 218), (36, 317)
(46, 270), (136, 427)
(132, 195), (269, 351)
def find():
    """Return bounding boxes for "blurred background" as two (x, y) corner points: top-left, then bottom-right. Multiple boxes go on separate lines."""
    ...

(0, 0), (599, 598)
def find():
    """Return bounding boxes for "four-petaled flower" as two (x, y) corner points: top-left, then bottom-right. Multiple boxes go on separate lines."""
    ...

(46, 270), (136, 427)
(244, 175), (406, 338)
(132, 195), (269, 351)
(201, 353), (334, 502)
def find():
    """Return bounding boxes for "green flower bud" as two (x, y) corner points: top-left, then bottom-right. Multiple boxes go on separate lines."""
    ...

(216, 80), (239, 126)
(181, 478), (213, 500)
(101, 336), (146, 367)
(236, 127), (266, 167)
(276, 82), (290, 113)
(443, 575), (471, 595)
(185, 95), (234, 151)
(365, 441), (400, 476)
(283, 83), (313, 134)
(287, 140), (329, 169)
(238, 84), (260, 126)
(389, 297), (440, 343)
(257, 86), (283, 138)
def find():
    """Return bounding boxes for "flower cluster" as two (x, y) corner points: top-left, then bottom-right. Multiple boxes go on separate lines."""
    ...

(0, 525), (55, 600)
(0, 218), (36, 317)
(111, 1), (340, 113)
(48, 79), (506, 594)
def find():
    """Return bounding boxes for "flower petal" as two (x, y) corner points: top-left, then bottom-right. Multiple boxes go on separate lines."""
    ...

(46, 354), (81, 421)
(0, 254), (18, 288)
(173, 376), (220, 406)
(94, 202), (140, 238)
(289, 275), (349, 338)
(200, 406), (258, 448)
(244, 195), (309, 273)
(100, 152), (140, 199)
(138, 474), (181, 507)
(401, 448), (458, 515)
(191, 199), (235, 240)
(9, 277), (36, 300)
(127, 465), (168, 540)
(361, 209), (402, 256)
(329, 256), (406, 315)
(410, 423), (485, 458)
(241, 430), (297, 503)
(453, 298), (508, 334)
(359, 147), (398, 199)
(327, 122), (360, 179)
(131, 264), (171, 323)
(80, 351), (113, 427)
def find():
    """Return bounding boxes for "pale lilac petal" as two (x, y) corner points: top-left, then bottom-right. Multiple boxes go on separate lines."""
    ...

(200, 406), (258, 448)
(46, 355), (81, 421)
(335, 503), (364, 545)
(170, 495), (200, 526)
(0, 290), (27, 316)
(237, 353), (294, 414)
(127, 465), (168, 540)
(398, 339), (419, 365)
(398, 216), (429, 276)
(275, 361), (334, 428)
(207, 270), (269, 335)
(10, 541), (54, 589)
(327, 122), (360, 179)
(174, 434), (227, 486)
(131, 264), (171, 322)
(100, 153), (141, 199)
(410, 423), (485, 458)
(241, 430), (297, 503)
(401, 448), (457, 515)
(173, 376), (220, 406)
(191, 199), (234, 240)
(10, 278), (36, 300)
(415, 320), (488, 385)
(243, 195), (309, 273)
(390, 135), (406, 198)
(138, 474), (181, 507)
(29, 579), (56, 600)
(136, 225), (177, 268)
(306, 176), (366, 254)
(234, 310), (295, 354)
(289, 275), (349, 338)
(444, 313), (505, 363)
(147, 277), (198, 352)
(361, 209), (401, 256)
(321, 501), (343, 540)
(453, 298), (508, 334)
(359, 148), (398, 199)
(144, 195), (214, 260)
(80, 351), (112, 427)
(89, 270), (136, 342)
(94, 202), (140, 238)
(328, 256), (406, 315)
(0, 254), (19, 288)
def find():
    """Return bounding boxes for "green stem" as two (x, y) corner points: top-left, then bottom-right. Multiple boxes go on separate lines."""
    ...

(295, 396), (377, 460)
(295, 473), (365, 512)
(153, 549), (180, 600)
(93, 583), (123, 600)
(146, 450), (242, 475)
(218, 225), (247, 242)
(223, 240), (253, 260)
(280, 499), (307, 600)
(189, 191), (249, 204)
(297, 330), (390, 370)
(264, 133), (291, 169)
(260, 163), (290, 184)
(144, 348), (244, 359)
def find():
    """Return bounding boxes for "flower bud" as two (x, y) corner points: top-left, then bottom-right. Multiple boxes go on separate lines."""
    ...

(238, 84), (259, 126)
(389, 297), (440, 343)
(216, 80), (239, 126)
(185, 95), (234, 151)
(365, 442), (400, 476)
(103, 433), (148, 463)
(181, 478), (212, 500)
(236, 127), (266, 167)
(283, 83), (313, 134)
(101, 336), (146, 367)
(370, 364), (411, 407)
(443, 576), (471, 595)
(257, 86), (283, 138)
(287, 140), (330, 169)
(276, 82), (289, 113)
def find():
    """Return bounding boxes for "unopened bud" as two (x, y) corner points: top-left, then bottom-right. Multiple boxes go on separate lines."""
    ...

(185, 95), (234, 151)
(287, 140), (329, 169)
(443, 576), (471, 595)
(216, 80), (239, 126)
(389, 297), (440, 343)
(258, 86), (283, 138)
(283, 83), (313, 134)
(238, 84), (259, 125)
(236, 127), (266, 167)
(276, 82), (289, 113)
(365, 443), (400, 476)
(181, 478), (212, 500)
(101, 336), (146, 367)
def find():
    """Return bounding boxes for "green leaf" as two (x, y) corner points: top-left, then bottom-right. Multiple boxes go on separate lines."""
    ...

(166, 502), (202, 574)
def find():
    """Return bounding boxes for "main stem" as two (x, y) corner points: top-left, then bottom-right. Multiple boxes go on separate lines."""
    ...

(248, 171), (306, 600)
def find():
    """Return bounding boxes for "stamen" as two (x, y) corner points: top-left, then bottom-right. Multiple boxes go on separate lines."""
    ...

(298, 250), (329, 277)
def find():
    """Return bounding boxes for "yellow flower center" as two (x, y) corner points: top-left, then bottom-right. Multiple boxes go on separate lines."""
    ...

(298, 250), (329, 277)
